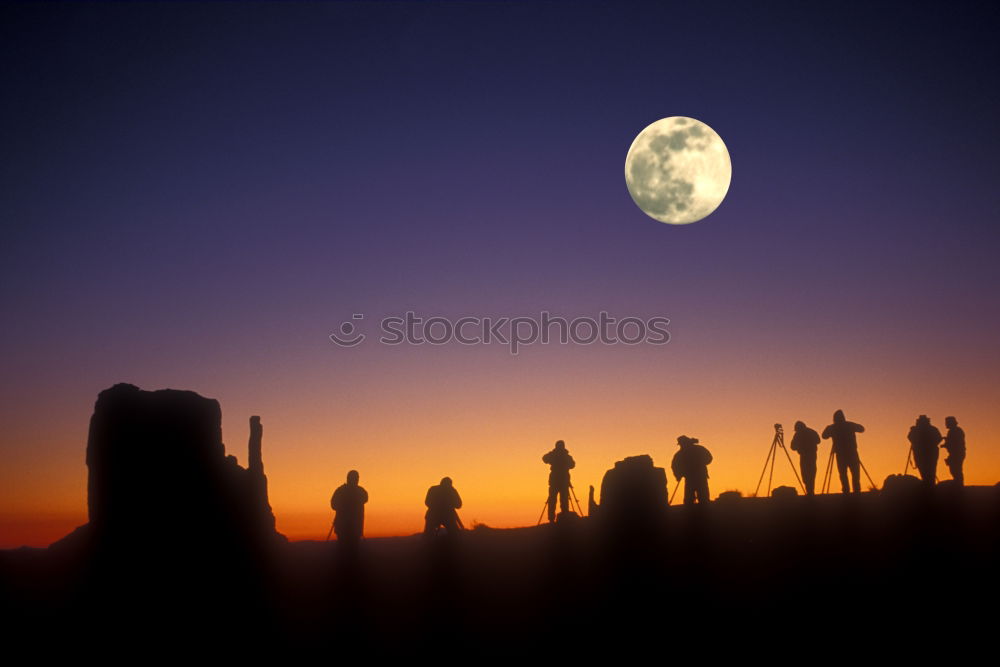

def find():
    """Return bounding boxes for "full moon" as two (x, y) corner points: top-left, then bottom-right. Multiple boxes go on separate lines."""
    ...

(624, 117), (732, 225)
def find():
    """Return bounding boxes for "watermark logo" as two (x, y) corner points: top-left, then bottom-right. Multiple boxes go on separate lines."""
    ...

(329, 311), (670, 354)
(329, 313), (366, 347)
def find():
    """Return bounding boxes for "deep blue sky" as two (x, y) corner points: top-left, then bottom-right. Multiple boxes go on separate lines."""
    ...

(4, 2), (998, 326)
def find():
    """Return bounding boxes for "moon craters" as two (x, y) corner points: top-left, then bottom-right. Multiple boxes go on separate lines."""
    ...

(625, 117), (731, 225)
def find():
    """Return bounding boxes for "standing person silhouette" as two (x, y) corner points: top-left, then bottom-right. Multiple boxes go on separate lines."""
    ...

(790, 421), (821, 496)
(822, 410), (865, 494)
(671, 435), (713, 505)
(908, 415), (942, 487)
(424, 477), (463, 537)
(542, 440), (576, 522)
(330, 470), (368, 550)
(942, 416), (966, 486)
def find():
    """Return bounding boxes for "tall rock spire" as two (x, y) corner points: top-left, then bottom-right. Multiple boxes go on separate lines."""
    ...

(248, 415), (264, 475)
(246, 414), (277, 536)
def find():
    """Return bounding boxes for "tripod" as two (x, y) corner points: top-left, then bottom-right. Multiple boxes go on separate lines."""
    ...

(821, 447), (878, 493)
(753, 423), (805, 497)
(902, 444), (940, 484)
(903, 445), (914, 476)
(536, 482), (586, 524)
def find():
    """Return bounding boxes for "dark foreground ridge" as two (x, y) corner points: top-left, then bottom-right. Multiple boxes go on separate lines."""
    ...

(1, 385), (998, 657)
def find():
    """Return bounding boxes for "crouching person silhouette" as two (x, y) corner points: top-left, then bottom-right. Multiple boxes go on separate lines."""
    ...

(424, 477), (463, 538)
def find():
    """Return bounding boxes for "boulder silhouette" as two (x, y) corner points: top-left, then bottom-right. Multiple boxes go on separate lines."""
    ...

(881, 473), (923, 496)
(716, 490), (743, 503)
(772, 485), (799, 500)
(593, 454), (668, 523)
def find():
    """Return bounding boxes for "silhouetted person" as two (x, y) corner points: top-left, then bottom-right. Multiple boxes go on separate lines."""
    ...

(908, 415), (942, 487)
(790, 420), (821, 496)
(822, 410), (864, 493)
(671, 435), (712, 505)
(424, 477), (463, 537)
(941, 416), (965, 486)
(542, 439), (576, 522)
(331, 470), (368, 548)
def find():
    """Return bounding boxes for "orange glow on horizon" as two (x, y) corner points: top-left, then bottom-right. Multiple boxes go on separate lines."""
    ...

(2, 342), (998, 548)
(260, 342), (1000, 542)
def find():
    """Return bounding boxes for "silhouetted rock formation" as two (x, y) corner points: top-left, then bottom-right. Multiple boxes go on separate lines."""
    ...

(86, 383), (280, 548)
(76, 384), (282, 641)
(591, 455), (668, 524)
(246, 414), (278, 536)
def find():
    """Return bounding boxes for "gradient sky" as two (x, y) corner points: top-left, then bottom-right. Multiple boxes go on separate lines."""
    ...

(2, 1), (999, 547)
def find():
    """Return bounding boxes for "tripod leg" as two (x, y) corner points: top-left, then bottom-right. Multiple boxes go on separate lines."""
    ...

(822, 449), (835, 494)
(827, 451), (836, 493)
(903, 446), (913, 476)
(779, 437), (806, 493)
(767, 439), (777, 496)
(754, 440), (777, 497)
(669, 479), (681, 505)
(781, 447), (806, 493)
(537, 499), (548, 526)
(569, 484), (585, 517)
(859, 459), (878, 491)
